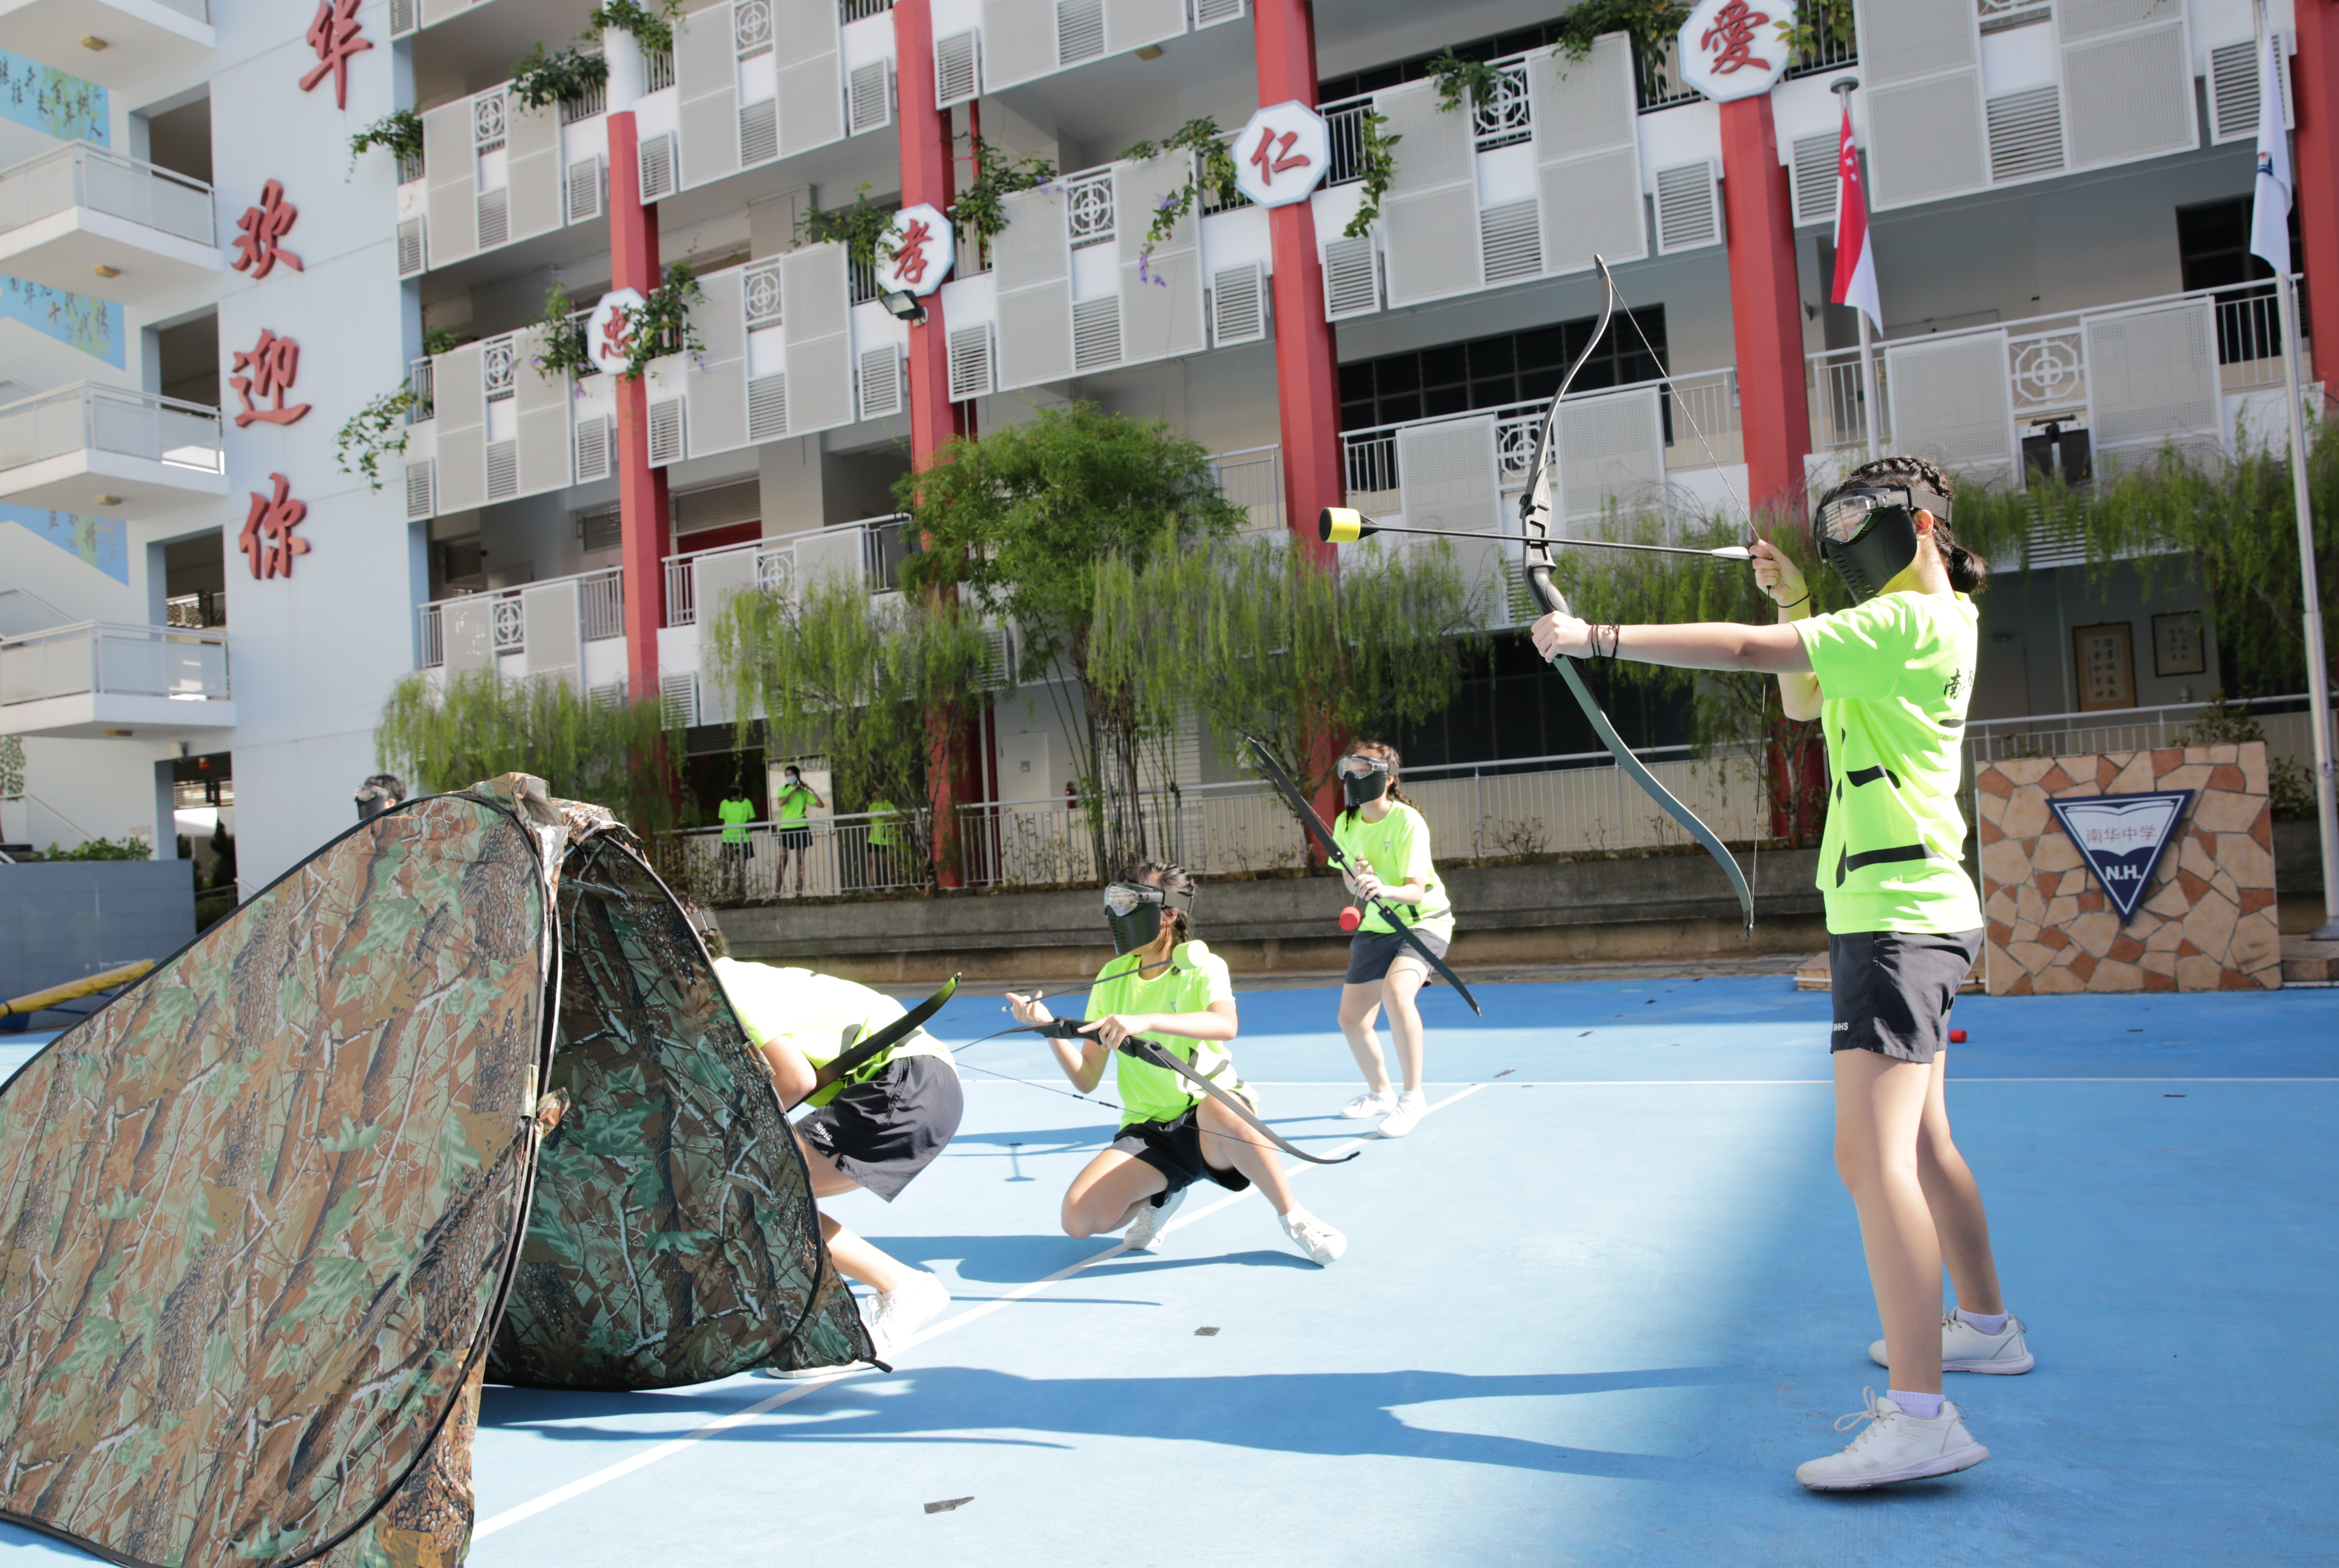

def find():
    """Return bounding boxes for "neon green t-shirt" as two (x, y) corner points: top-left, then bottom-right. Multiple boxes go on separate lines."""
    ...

(775, 782), (814, 823)
(712, 957), (953, 1107)
(1331, 800), (1454, 941)
(1083, 939), (1250, 1129)
(867, 799), (902, 848)
(718, 797), (755, 843)
(1794, 590), (1984, 935)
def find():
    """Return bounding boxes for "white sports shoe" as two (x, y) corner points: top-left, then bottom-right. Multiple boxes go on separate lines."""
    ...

(863, 1269), (951, 1362)
(1123, 1186), (1187, 1252)
(1795, 1390), (1989, 1490)
(1280, 1207), (1348, 1266)
(1376, 1090), (1428, 1138)
(1339, 1090), (1397, 1119)
(1871, 1312), (2034, 1374)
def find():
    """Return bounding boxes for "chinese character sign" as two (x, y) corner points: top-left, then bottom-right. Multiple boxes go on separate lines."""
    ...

(230, 330), (312, 427)
(239, 473), (311, 579)
(300, 0), (372, 111)
(586, 287), (647, 375)
(876, 203), (954, 299)
(1677, 0), (1797, 103)
(1232, 102), (1329, 209)
(231, 180), (304, 279)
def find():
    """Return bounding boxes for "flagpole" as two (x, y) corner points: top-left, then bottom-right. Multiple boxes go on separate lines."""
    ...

(1834, 77), (1881, 462)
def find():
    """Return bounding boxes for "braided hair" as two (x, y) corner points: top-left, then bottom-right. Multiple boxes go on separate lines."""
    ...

(1819, 454), (1988, 596)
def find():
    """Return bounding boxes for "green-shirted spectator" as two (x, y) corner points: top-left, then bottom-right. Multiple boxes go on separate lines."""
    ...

(772, 763), (823, 896)
(717, 783), (755, 887)
(865, 796), (905, 887)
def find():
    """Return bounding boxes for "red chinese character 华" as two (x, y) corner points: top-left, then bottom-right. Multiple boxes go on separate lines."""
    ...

(892, 218), (935, 287)
(230, 330), (312, 428)
(300, 0), (373, 111)
(1249, 125), (1311, 187)
(1699, 0), (1773, 75)
(231, 180), (304, 279)
(239, 473), (311, 580)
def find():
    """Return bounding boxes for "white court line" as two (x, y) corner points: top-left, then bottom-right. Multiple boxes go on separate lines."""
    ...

(473, 1081), (1488, 1539)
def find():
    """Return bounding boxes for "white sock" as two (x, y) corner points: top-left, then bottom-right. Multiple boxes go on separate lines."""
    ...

(1956, 1308), (2010, 1335)
(1887, 1389), (1944, 1419)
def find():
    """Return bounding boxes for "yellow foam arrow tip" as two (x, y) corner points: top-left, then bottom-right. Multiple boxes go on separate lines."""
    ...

(1319, 507), (1367, 544)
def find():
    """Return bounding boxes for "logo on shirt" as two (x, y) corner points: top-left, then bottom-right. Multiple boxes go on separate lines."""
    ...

(2047, 790), (2195, 923)
(1942, 668), (1968, 699)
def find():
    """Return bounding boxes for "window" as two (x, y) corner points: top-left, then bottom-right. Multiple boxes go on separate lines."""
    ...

(2176, 197), (2304, 364)
(1337, 308), (1667, 432)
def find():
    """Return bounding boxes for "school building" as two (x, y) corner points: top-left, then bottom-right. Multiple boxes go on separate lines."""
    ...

(0, 0), (2328, 893)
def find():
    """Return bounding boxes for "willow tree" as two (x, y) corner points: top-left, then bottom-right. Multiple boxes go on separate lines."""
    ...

(704, 570), (996, 885)
(899, 403), (1245, 870)
(1094, 534), (1487, 858)
(376, 672), (676, 833)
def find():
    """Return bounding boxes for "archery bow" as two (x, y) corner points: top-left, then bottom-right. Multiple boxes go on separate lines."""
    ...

(1242, 735), (1484, 1016)
(782, 972), (962, 1112)
(1517, 256), (1755, 934)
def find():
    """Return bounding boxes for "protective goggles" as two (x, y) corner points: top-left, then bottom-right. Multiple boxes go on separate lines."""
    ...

(1815, 484), (1950, 545)
(1336, 755), (1393, 782)
(1103, 881), (1191, 918)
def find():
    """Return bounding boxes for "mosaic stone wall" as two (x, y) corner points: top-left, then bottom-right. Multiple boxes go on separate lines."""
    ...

(1974, 743), (2279, 995)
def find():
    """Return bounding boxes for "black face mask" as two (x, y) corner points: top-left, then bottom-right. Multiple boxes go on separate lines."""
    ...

(1815, 485), (1947, 603)
(1103, 881), (1192, 956)
(1338, 756), (1392, 808)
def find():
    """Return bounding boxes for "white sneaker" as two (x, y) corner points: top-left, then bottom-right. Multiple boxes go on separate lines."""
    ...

(1871, 1312), (2034, 1374)
(1339, 1090), (1397, 1119)
(1123, 1186), (1187, 1252)
(1795, 1389), (1989, 1490)
(1280, 1207), (1347, 1265)
(863, 1269), (951, 1362)
(1376, 1090), (1428, 1138)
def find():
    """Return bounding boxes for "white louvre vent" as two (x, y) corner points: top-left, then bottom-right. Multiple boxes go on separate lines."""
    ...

(475, 188), (510, 250)
(565, 157), (603, 224)
(2062, 24), (2195, 170)
(739, 99), (778, 165)
(574, 416), (611, 483)
(1478, 199), (1542, 284)
(1072, 295), (1122, 371)
(2210, 36), (2293, 145)
(1058, 0), (1105, 64)
(579, 504), (622, 553)
(647, 397), (684, 465)
(1653, 162), (1720, 254)
(404, 459), (434, 520)
(638, 132), (676, 200)
(396, 217), (426, 276)
(1322, 234), (1379, 320)
(485, 438), (518, 499)
(858, 346), (904, 420)
(748, 373), (788, 439)
(390, 0), (416, 35)
(948, 323), (994, 400)
(1790, 132), (1839, 227)
(935, 30), (979, 106)
(1210, 263), (1265, 346)
(1194, 0), (1244, 23)
(848, 62), (892, 134)
(589, 680), (627, 711)
(660, 671), (699, 729)
(1986, 87), (2064, 181)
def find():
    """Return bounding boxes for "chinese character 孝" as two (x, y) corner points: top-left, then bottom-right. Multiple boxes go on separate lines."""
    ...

(230, 330), (312, 428)
(1248, 125), (1311, 188)
(239, 473), (311, 580)
(1699, 0), (1773, 75)
(231, 180), (304, 280)
(300, 0), (373, 111)
(892, 218), (934, 287)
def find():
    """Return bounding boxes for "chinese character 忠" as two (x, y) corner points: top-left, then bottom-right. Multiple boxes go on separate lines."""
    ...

(598, 302), (636, 361)
(300, 0), (373, 111)
(230, 330), (312, 428)
(1700, 0), (1773, 75)
(231, 180), (304, 280)
(892, 218), (934, 287)
(239, 473), (311, 580)
(1249, 125), (1311, 187)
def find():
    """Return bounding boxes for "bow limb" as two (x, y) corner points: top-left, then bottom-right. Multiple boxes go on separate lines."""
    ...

(1516, 259), (1755, 935)
(1120, 1040), (1358, 1166)
(787, 972), (962, 1111)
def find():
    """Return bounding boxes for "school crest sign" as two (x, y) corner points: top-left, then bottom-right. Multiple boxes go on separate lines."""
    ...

(2046, 790), (2194, 922)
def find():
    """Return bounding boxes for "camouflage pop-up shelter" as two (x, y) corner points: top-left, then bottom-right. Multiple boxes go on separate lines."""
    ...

(0, 776), (867, 1568)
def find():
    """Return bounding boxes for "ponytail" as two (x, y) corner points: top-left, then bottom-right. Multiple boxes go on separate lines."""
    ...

(1930, 518), (1988, 596)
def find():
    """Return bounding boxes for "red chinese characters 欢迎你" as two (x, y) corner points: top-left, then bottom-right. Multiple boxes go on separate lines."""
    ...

(299, 0), (372, 110)
(231, 180), (304, 280)
(239, 474), (311, 579)
(229, 330), (312, 428)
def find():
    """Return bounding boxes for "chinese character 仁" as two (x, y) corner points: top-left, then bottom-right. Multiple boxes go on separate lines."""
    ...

(1249, 125), (1311, 187)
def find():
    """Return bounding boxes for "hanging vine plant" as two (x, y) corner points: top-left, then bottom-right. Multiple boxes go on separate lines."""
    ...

(510, 42), (609, 110)
(586, 0), (685, 56)
(337, 388), (423, 490)
(1341, 110), (1399, 238)
(1423, 48), (1509, 113)
(616, 261), (705, 379)
(528, 281), (595, 382)
(946, 136), (1057, 249)
(347, 108), (422, 174)
(1116, 118), (1240, 280)
(798, 182), (901, 273)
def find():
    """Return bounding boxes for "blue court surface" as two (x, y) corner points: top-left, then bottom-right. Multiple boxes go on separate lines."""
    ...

(4, 975), (2335, 1567)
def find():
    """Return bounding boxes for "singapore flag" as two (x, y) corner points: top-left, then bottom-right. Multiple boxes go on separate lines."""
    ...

(1830, 99), (1881, 331)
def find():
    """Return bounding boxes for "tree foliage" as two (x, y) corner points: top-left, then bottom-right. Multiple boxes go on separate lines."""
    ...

(376, 673), (678, 835)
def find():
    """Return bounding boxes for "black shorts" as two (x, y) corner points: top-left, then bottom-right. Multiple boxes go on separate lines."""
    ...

(777, 824), (812, 850)
(1113, 1108), (1252, 1203)
(1345, 928), (1450, 985)
(796, 1055), (963, 1201)
(1829, 928), (1984, 1064)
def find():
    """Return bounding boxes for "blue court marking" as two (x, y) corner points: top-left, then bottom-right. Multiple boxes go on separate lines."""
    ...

(3, 980), (2334, 1566)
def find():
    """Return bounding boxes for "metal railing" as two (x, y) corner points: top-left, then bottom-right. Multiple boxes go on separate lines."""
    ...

(172, 777), (233, 809)
(0, 382), (224, 478)
(1322, 95), (1373, 187)
(643, 50), (677, 93)
(662, 514), (913, 627)
(673, 806), (928, 899)
(165, 591), (226, 629)
(416, 567), (625, 668)
(0, 143), (215, 248)
(0, 621), (231, 707)
(1213, 444), (1283, 534)
(407, 357), (436, 423)
(1967, 693), (2327, 771)
(840, 0), (895, 18)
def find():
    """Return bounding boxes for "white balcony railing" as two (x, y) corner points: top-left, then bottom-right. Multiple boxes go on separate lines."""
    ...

(0, 382), (224, 478)
(0, 621), (231, 708)
(0, 143), (215, 248)
(663, 515), (914, 627)
(1212, 445), (1283, 534)
(417, 567), (624, 669)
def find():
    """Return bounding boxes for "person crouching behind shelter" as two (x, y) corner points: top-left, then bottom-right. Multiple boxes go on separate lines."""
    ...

(1005, 862), (1347, 1267)
(688, 904), (961, 1366)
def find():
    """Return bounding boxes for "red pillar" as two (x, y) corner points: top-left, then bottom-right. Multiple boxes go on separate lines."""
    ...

(1718, 94), (1814, 511)
(1253, 0), (1340, 568)
(2295, 2), (2339, 379)
(607, 110), (671, 702)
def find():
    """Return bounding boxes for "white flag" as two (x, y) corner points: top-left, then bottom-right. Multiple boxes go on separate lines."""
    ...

(2251, 28), (2292, 276)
